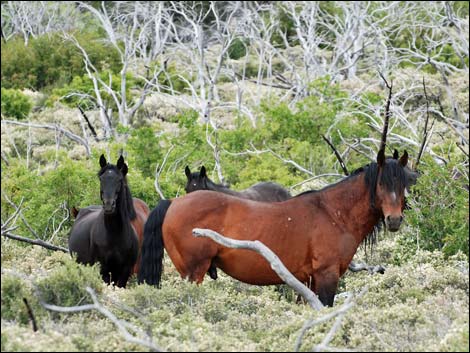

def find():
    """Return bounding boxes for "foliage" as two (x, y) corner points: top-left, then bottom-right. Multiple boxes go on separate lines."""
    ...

(1, 275), (37, 325)
(1, 32), (121, 91)
(0, 88), (32, 120)
(0, 2), (469, 350)
(228, 38), (249, 60)
(1, 157), (100, 242)
(156, 63), (190, 94)
(47, 70), (141, 112)
(406, 157), (469, 257)
(36, 254), (103, 307)
(1, 236), (468, 352)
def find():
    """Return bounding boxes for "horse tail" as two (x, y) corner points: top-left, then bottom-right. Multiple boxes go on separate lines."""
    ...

(137, 199), (172, 287)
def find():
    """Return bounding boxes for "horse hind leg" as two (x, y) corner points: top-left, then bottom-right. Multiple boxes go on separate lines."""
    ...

(207, 260), (218, 280)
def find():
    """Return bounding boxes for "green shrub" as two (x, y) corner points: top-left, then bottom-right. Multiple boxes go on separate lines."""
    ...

(1, 32), (121, 91)
(1, 88), (32, 119)
(406, 157), (469, 257)
(228, 38), (249, 60)
(36, 256), (103, 307)
(1, 275), (39, 325)
(1, 157), (99, 242)
(47, 71), (141, 112)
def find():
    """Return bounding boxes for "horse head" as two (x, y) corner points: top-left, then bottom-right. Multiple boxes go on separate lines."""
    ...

(184, 165), (208, 193)
(99, 155), (127, 214)
(374, 149), (408, 232)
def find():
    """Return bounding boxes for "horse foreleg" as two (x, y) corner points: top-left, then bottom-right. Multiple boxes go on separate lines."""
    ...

(312, 269), (339, 307)
(116, 268), (132, 288)
(100, 265), (112, 285)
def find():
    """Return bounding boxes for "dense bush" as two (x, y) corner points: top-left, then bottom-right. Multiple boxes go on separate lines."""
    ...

(1, 88), (32, 119)
(406, 157), (469, 257)
(1, 32), (121, 91)
(36, 254), (103, 307)
(47, 71), (142, 112)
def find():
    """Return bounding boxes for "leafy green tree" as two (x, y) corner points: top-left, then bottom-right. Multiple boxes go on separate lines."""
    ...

(1, 88), (32, 119)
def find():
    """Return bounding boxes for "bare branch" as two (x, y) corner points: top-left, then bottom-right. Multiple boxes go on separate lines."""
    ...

(154, 146), (174, 200)
(322, 135), (349, 175)
(378, 72), (393, 151)
(1, 120), (91, 156)
(42, 287), (164, 352)
(2, 232), (68, 253)
(77, 105), (98, 139)
(295, 289), (367, 351)
(22, 298), (38, 332)
(348, 262), (385, 274)
(416, 77), (434, 168)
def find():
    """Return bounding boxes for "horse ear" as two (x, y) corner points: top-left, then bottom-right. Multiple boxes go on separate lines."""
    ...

(200, 166), (206, 178)
(99, 154), (107, 168)
(121, 163), (128, 176)
(393, 149), (399, 159)
(185, 166), (191, 179)
(377, 149), (385, 167)
(399, 150), (408, 167)
(117, 155), (125, 170)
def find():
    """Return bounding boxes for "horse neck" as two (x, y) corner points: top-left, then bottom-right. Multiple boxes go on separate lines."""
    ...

(104, 185), (134, 232)
(206, 179), (234, 194)
(319, 173), (381, 245)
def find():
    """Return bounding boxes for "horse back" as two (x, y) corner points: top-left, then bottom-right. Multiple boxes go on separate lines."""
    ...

(241, 181), (291, 202)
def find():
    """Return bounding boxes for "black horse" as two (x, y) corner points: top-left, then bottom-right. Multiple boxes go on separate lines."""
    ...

(68, 155), (142, 288)
(185, 166), (291, 202)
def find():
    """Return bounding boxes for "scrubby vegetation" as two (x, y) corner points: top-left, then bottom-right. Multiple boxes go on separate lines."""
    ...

(1, 1), (468, 352)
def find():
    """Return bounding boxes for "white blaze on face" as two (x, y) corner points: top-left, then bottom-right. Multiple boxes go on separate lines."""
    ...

(390, 191), (397, 203)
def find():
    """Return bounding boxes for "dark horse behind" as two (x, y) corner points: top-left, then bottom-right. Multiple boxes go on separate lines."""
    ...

(68, 155), (149, 287)
(185, 165), (291, 202)
(139, 149), (409, 306)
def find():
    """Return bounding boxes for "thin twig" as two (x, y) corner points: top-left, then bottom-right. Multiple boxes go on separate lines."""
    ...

(378, 72), (393, 151)
(322, 135), (349, 175)
(22, 298), (38, 332)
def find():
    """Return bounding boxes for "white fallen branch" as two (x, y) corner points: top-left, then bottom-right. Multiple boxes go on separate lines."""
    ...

(42, 287), (164, 352)
(192, 228), (324, 311)
(296, 288), (367, 352)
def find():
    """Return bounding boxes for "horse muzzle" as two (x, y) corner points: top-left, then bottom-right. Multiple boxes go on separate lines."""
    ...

(385, 215), (403, 232)
(102, 200), (116, 214)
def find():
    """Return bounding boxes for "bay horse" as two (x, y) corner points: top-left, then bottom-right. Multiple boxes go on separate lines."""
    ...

(68, 155), (150, 287)
(184, 165), (291, 280)
(139, 149), (409, 306)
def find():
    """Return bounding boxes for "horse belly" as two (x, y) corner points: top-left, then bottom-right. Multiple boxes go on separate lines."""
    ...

(217, 251), (284, 285)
